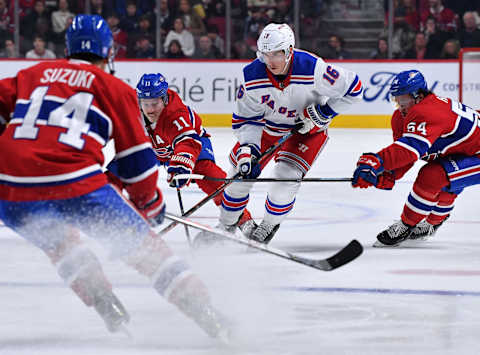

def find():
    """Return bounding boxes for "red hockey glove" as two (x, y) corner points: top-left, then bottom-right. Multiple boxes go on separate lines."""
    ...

(352, 152), (384, 188)
(376, 171), (395, 190)
(167, 153), (195, 188)
(136, 188), (166, 227)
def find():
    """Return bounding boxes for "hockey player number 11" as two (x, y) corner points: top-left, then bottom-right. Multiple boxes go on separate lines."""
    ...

(13, 86), (93, 150)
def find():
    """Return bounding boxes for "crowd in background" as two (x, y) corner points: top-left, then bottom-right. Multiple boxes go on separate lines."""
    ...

(0, 0), (478, 60)
(370, 0), (480, 59)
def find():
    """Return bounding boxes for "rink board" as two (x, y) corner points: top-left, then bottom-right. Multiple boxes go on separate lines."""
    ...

(0, 59), (467, 128)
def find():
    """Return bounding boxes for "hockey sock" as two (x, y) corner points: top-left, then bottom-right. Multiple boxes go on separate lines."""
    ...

(425, 191), (457, 225)
(263, 161), (301, 225)
(402, 162), (450, 226)
(54, 243), (112, 307)
(194, 159), (227, 206)
(219, 191), (250, 226)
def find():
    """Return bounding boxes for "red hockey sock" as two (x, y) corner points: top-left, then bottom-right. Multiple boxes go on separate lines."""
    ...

(401, 162), (450, 226)
(425, 191), (457, 225)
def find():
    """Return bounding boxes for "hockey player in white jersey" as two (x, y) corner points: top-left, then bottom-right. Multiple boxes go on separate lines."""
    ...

(215, 23), (363, 243)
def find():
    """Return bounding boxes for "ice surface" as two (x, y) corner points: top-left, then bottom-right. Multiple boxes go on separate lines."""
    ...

(2, 128), (480, 355)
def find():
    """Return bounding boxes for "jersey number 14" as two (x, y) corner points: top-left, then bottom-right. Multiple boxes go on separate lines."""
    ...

(13, 86), (93, 150)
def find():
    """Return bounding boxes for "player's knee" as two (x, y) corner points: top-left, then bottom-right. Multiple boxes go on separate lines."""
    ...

(275, 161), (303, 179)
(415, 162), (449, 194)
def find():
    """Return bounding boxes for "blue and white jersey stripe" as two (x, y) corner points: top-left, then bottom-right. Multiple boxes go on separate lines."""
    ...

(0, 164), (102, 187)
(395, 134), (431, 159)
(112, 142), (158, 183)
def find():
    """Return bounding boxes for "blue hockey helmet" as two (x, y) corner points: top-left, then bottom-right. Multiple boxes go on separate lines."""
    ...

(136, 73), (169, 102)
(66, 14), (113, 59)
(389, 70), (428, 98)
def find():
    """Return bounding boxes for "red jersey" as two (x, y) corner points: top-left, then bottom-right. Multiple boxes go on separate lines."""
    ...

(379, 94), (480, 172)
(145, 89), (205, 164)
(0, 59), (158, 206)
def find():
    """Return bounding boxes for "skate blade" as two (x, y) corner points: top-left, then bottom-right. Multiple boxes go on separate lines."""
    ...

(118, 324), (133, 339)
(372, 240), (401, 248)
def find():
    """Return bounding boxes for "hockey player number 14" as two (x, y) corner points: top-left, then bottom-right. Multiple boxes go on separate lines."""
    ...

(13, 86), (93, 150)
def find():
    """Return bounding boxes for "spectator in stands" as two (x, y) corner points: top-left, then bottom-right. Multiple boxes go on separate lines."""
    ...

(0, 0), (12, 48)
(247, 0), (276, 18)
(50, 0), (73, 56)
(423, 16), (450, 59)
(25, 35), (55, 59)
(243, 6), (269, 50)
(207, 24), (224, 56)
(177, 0), (206, 36)
(193, 35), (221, 59)
(9, 0), (35, 19)
(270, 0), (293, 25)
(0, 37), (17, 57)
(21, 0), (51, 44)
(165, 39), (186, 59)
(322, 34), (352, 59)
(136, 0), (155, 15)
(91, 0), (108, 18)
(457, 11), (480, 47)
(158, 0), (174, 37)
(390, 0), (420, 31)
(134, 35), (155, 58)
(370, 38), (389, 59)
(107, 12), (128, 58)
(0, 0), (13, 34)
(127, 13), (154, 57)
(164, 17), (195, 57)
(440, 38), (460, 58)
(404, 31), (428, 59)
(420, 0), (459, 33)
(232, 39), (256, 59)
(120, 1), (139, 33)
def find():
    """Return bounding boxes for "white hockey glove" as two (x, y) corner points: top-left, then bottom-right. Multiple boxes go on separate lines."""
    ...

(236, 144), (262, 178)
(297, 103), (338, 134)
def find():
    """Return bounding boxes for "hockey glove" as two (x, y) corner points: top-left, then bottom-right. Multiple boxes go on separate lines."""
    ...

(236, 144), (262, 179)
(167, 153), (195, 188)
(137, 187), (166, 227)
(297, 103), (338, 134)
(376, 171), (395, 190)
(352, 152), (384, 188)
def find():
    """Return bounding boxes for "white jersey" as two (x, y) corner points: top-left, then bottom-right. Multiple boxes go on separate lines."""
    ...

(233, 49), (363, 146)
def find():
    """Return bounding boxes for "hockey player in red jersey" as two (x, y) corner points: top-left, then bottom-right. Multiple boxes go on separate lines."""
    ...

(0, 14), (229, 339)
(352, 69), (480, 247)
(132, 73), (256, 239)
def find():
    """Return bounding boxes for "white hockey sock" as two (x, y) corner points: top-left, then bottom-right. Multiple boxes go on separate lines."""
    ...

(263, 161), (302, 225)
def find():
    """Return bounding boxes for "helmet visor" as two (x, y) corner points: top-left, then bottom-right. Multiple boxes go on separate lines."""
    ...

(389, 93), (415, 111)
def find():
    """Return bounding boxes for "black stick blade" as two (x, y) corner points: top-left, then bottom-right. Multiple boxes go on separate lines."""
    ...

(323, 239), (363, 271)
(292, 239), (363, 271)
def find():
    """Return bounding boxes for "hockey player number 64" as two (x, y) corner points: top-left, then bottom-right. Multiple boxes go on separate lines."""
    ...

(14, 86), (93, 149)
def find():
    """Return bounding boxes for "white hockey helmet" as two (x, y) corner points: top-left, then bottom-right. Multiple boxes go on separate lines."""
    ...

(256, 23), (295, 63)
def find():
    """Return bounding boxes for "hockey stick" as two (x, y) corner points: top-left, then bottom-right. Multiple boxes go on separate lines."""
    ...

(176, 187), (193, 246)
(172, 174), (353, 183)
(164, 212), (363, 271)
(156, 131), (295, 237)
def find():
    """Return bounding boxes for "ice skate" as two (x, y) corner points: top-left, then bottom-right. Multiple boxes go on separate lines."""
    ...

(374, 220), (413, 247)
(192, 210), (256, 249)
(237, 209), (258, 238)
(93, 290), (130, 333)
(409, 218), (446, 241)
(248, 220), (280, 244)
(194, 304), (233, 343)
